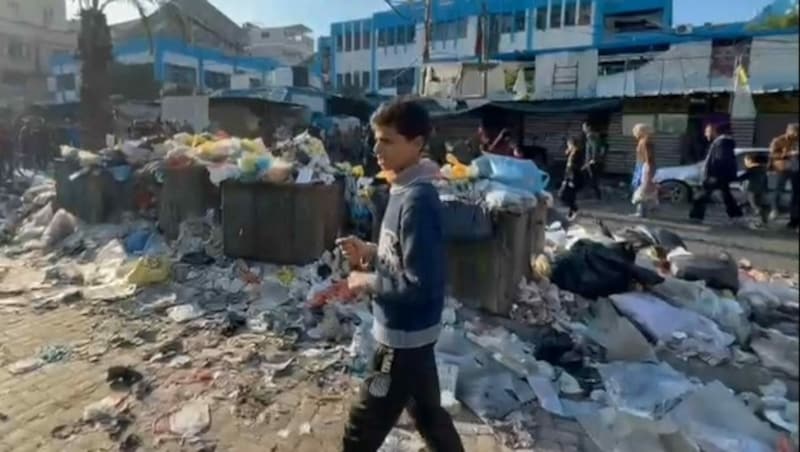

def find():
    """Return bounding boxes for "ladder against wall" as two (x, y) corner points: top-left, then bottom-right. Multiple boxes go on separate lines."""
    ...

(552, 63), (579, 99)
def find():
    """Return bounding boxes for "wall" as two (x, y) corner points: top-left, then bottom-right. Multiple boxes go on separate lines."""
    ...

(533, 49), (598, 99)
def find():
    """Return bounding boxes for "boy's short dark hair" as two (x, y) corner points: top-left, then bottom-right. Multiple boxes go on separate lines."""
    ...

(371, 100), (432, 142)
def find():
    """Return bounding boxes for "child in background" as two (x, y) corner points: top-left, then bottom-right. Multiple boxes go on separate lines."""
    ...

(559, 136), (584, 221)
(740, 153), (770, 229)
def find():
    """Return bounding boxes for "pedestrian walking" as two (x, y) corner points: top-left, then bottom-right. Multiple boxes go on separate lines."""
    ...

(689, 122), (744, 224)
(559, 136), (584, 221)
(581, 122), (605, 199)
(338, 100), (464, 452)
(739, 153), (770, 229)
(767, 123), (799, 229)
(631, 123), (658, 217)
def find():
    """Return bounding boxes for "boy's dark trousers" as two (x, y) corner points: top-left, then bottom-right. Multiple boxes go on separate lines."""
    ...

(342, 343), (464, 452)
(746, 192), (769, 223)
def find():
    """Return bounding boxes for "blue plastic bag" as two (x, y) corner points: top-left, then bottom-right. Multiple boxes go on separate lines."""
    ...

(472, 153), (550, 194)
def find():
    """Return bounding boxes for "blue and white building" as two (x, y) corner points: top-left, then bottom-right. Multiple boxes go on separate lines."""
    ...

(319, 0), (799, 99)
(48, 37), (285, 104)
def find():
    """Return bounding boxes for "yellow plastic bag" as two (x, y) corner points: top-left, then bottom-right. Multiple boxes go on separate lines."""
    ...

(126, 257), (171, 286)
(276, 267), (295, 286)
(444, 153), (471, 180)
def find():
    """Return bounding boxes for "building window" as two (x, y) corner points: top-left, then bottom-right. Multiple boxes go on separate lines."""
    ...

(550, 2), (562, 28)
(204, 71), (230, 90)
(55, 73), (76, 91)
(250, 78), (262, 88)
(344, 72), (352, 87)
(397, 26), (406, 45)
(564, 2), (577, 26)
(407, 25), (416, 43)
(362, 71), (370, 90)
(345, 30), (352, 52)
(261, 31), (271, 38)
(354, 30), (361, 51)
(499, 14), (514, 34)
(363, 29), (371, 48)
(165, 64), (197, 87)
(578, 1), (592, 25)
(336, 73), (343, 88)
(536, 7), (548, 30)
(378, 69), (395, 88)
(387, 27), (396, 46)
(514, 11), (526, 32)
(7, 1), (20, 18)
(378, 29), (386, 47)
(336, 34), (343, 52)
(43, 7), (54, 27)
(7, 40), (27, 60)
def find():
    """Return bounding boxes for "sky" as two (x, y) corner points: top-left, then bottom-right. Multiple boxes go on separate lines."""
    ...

(66, 0), (778, 38)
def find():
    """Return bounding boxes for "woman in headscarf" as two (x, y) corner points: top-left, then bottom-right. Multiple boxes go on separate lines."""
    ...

(631, 123), (658, 217)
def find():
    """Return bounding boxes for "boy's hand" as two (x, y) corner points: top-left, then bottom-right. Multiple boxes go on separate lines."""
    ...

(347, 271), (377, 294)
(336, 236), (373, 269)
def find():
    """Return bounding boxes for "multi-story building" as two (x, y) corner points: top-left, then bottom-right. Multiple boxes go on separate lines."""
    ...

(0, 0), (75, 104)
(244, 23), (314, 66)
(320, 0), (798, 99)
(48, 0), (286, 103)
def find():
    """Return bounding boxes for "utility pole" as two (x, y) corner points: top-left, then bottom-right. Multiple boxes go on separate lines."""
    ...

(480, 0), (488, 99)
(421, 0), (433, 95)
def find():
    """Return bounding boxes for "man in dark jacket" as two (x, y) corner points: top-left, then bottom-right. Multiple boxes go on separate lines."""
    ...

(581, 122), (605, 199)
(689, 122), (744, 223)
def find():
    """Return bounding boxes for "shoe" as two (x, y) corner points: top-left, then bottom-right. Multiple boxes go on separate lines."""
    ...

(769, 210), (779, 221)
(729, 217), (748, 227)
(567, 211), (578, 221)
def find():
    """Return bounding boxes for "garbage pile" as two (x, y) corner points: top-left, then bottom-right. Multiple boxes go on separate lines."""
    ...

(1, 171), (798, 452)
(60, 129), (348, 189)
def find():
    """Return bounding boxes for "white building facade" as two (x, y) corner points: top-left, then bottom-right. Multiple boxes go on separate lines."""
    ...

(244, 23), (314, 66)
(0, 0), (75, 104)
(318, 0), (799, 99)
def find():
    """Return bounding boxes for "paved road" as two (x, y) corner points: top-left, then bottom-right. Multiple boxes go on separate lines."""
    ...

(568, 198), (799, 274)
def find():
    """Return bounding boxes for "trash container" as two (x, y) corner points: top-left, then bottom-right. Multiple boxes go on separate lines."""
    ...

(221, 179), (345, 265)
(158, 165), (220, 240)
(54, 158), (136, 223)
(447, 198), (547, 316)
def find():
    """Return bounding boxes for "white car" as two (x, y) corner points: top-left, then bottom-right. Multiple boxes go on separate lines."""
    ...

(654, 147), (791, 204)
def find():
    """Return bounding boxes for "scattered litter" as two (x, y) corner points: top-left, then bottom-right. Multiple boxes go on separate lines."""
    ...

(107, 366), (144, 390)
(7, 357), (44, 375)
(167, 304), (204, 323)
(168, 399), (211, 438)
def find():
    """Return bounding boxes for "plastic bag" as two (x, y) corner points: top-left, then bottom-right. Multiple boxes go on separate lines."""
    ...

(669, 252), (740, 292)
(597, 361), (696, 420)
(42, 209), (77, 247)
(652, 277), (750, 343)
(483, 181), (538, 213)
(126, 256), (171, 286)
(471, 153), (550, 194)
(207, 163), (240, 186)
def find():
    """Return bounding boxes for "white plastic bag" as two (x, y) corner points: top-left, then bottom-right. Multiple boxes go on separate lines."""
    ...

(42, 209), (77, 247)
(206, 163), (241, 186)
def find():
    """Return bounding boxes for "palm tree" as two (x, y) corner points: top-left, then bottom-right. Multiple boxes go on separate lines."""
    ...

(74, 0), (155, 150)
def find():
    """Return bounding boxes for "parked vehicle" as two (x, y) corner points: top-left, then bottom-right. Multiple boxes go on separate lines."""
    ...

(655, 148), (792, 205)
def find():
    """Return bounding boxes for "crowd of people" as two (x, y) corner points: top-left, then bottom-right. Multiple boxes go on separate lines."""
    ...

(553, 120), (799, 232)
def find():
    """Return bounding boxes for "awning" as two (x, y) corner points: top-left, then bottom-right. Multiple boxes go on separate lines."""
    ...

(486, 98), (623, 114)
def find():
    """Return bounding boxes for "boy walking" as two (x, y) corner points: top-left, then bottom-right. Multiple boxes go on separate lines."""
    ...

(337, 100), (464, 452)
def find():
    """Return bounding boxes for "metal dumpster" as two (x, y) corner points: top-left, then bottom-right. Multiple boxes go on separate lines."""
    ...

(158, 165), (220, 240)
(221, 179), (345, 265)
(53, 158), (136, 223)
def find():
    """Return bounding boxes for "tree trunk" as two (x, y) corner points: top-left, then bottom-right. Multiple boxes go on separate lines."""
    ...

(78, 9), (113, 150)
